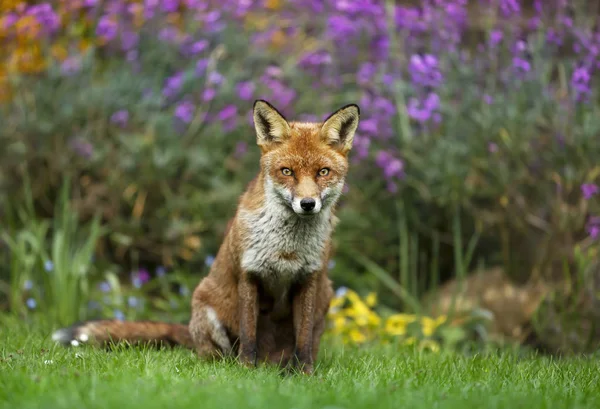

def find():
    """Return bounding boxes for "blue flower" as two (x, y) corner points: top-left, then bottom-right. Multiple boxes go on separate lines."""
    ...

(204, 255), (215, 267)
(99, 281), (111, 293)
(24, 280), (33, 290)
(26, 298), (37, 309)
(179, 285), (189, 296)
(128, 296), (139, 308)
(114, 309), (125, 321)
(156, 266), (167, 277)
(44, 260), (54, 272)
(335, 287), (348, 298)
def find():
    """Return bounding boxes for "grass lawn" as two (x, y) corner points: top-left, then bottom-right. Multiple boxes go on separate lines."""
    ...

(1, 319), (599, 409)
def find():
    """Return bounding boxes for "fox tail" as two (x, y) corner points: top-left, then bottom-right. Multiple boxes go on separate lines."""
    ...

(51, 320), (194, 349)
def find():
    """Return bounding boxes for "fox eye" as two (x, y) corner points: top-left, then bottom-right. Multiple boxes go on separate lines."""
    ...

(281, 168), (293, 176)
(318, 168), (330, 176)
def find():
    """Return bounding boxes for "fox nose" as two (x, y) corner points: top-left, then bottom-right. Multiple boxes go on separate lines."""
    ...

(300, 198), (316, 211)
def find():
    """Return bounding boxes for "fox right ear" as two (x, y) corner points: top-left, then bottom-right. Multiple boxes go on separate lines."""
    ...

(253, 100), (291, 148)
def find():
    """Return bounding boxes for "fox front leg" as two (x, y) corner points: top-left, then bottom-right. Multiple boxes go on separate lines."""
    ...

(291, 274), (317, 375)
(238, 273), (259, 368)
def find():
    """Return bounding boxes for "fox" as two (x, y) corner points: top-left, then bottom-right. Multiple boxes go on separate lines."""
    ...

(52, 99), (360, 374)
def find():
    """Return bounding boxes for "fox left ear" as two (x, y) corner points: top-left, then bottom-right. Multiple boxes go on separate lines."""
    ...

(321, 104), (360, 154)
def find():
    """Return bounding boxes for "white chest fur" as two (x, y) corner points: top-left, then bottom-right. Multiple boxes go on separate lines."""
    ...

(240, 202), (332, 290)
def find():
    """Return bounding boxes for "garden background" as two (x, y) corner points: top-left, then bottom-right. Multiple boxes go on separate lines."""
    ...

(1, 0), (600, 356)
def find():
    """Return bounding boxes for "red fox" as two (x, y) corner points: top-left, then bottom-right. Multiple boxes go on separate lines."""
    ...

(52, 100), (360, 374)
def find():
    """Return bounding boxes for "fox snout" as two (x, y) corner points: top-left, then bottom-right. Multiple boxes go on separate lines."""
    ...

(293, 195), (322, 216)
(290, 177), (323, 216)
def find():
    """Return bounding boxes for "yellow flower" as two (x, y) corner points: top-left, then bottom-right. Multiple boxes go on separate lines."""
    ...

(329, 295), (345, 312)
(421, 315), (447, 337)
(404, 336), (417, 346)
(128, 3), (145, 28)
(367, 311), (381, 326)
(51, 43), (68, 62)
(348, 329), (366, 344)
(365, 292), (377, 307)
(331, 316), (346, 334)
(9, 45), (47, 74)
(385, 313), (416, 336)
(265, 0), (282, 9)
(1, 0), (23, 12)
(15, 15), (41, 42)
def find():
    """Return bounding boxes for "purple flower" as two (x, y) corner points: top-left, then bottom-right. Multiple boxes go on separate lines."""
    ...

(131, 268), (150, 288)
(586, 216), (600, 240)
(162, 0), (180, 12)
(203, 10), (224, 33)
(407, 93), (441, 123)
(195, 59), (209, 76)
(208, 71), (224, 86)
(375, 151), (405, 180)
(44, 260), (54, 272)
(489, 30), (503, 47)
(114, 309), (125, 320)
(353, 135), (371, 160)
(70, 138), (94, 159)
(186, 39), (209, 55)
(512, 57), (531, 73)
(581, 183), (599, 200)
(217, 105), (237, 121)
(488, 142), (499, 153)
(96, 15), (118, 42)
(299, 50), (332, 71)
(121, 31), (139, 51)
(202, 88), (216, 102)
(1, 13), (18, 30)
(159, 27), (179, 43)
(409, 54), (443, 88)
(174, 101), (195, 123)
(218, 105), (238, 131)
(499, 0), (520, 17)
(24, 280), (33, 290)
(572, 66), (591, 100)
(483, 94), (494, 104)
(60, 57), (82, 76)
(357, 62), (376, 85)
(26, 4), (60, 35)
(110, 110), (129, 127)
(360, 118), (378, 135)
(26, 298), (37, 309)
(236, 81), (255, 101)
(205, 255), (215, 267)
(128, 296), (140, 308)
(163, 72), (184, 98)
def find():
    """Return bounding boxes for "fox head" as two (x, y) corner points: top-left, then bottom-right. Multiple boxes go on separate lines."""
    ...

(253, 100), (360, 217)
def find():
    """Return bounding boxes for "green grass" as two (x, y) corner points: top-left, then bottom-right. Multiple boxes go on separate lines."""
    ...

(1, 319), (599, 409)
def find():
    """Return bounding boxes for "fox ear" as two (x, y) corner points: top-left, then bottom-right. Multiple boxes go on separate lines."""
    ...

(321, 104), (360, 154)
(253, 100), (290, 148)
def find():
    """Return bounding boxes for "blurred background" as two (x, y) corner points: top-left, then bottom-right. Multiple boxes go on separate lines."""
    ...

(1, 0), (599, 354)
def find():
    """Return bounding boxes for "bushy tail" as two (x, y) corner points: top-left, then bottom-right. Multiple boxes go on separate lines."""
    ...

(52, 320), (194, 349)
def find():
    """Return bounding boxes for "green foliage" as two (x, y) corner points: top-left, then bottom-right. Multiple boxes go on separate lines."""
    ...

(1, 177), (102, 326)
